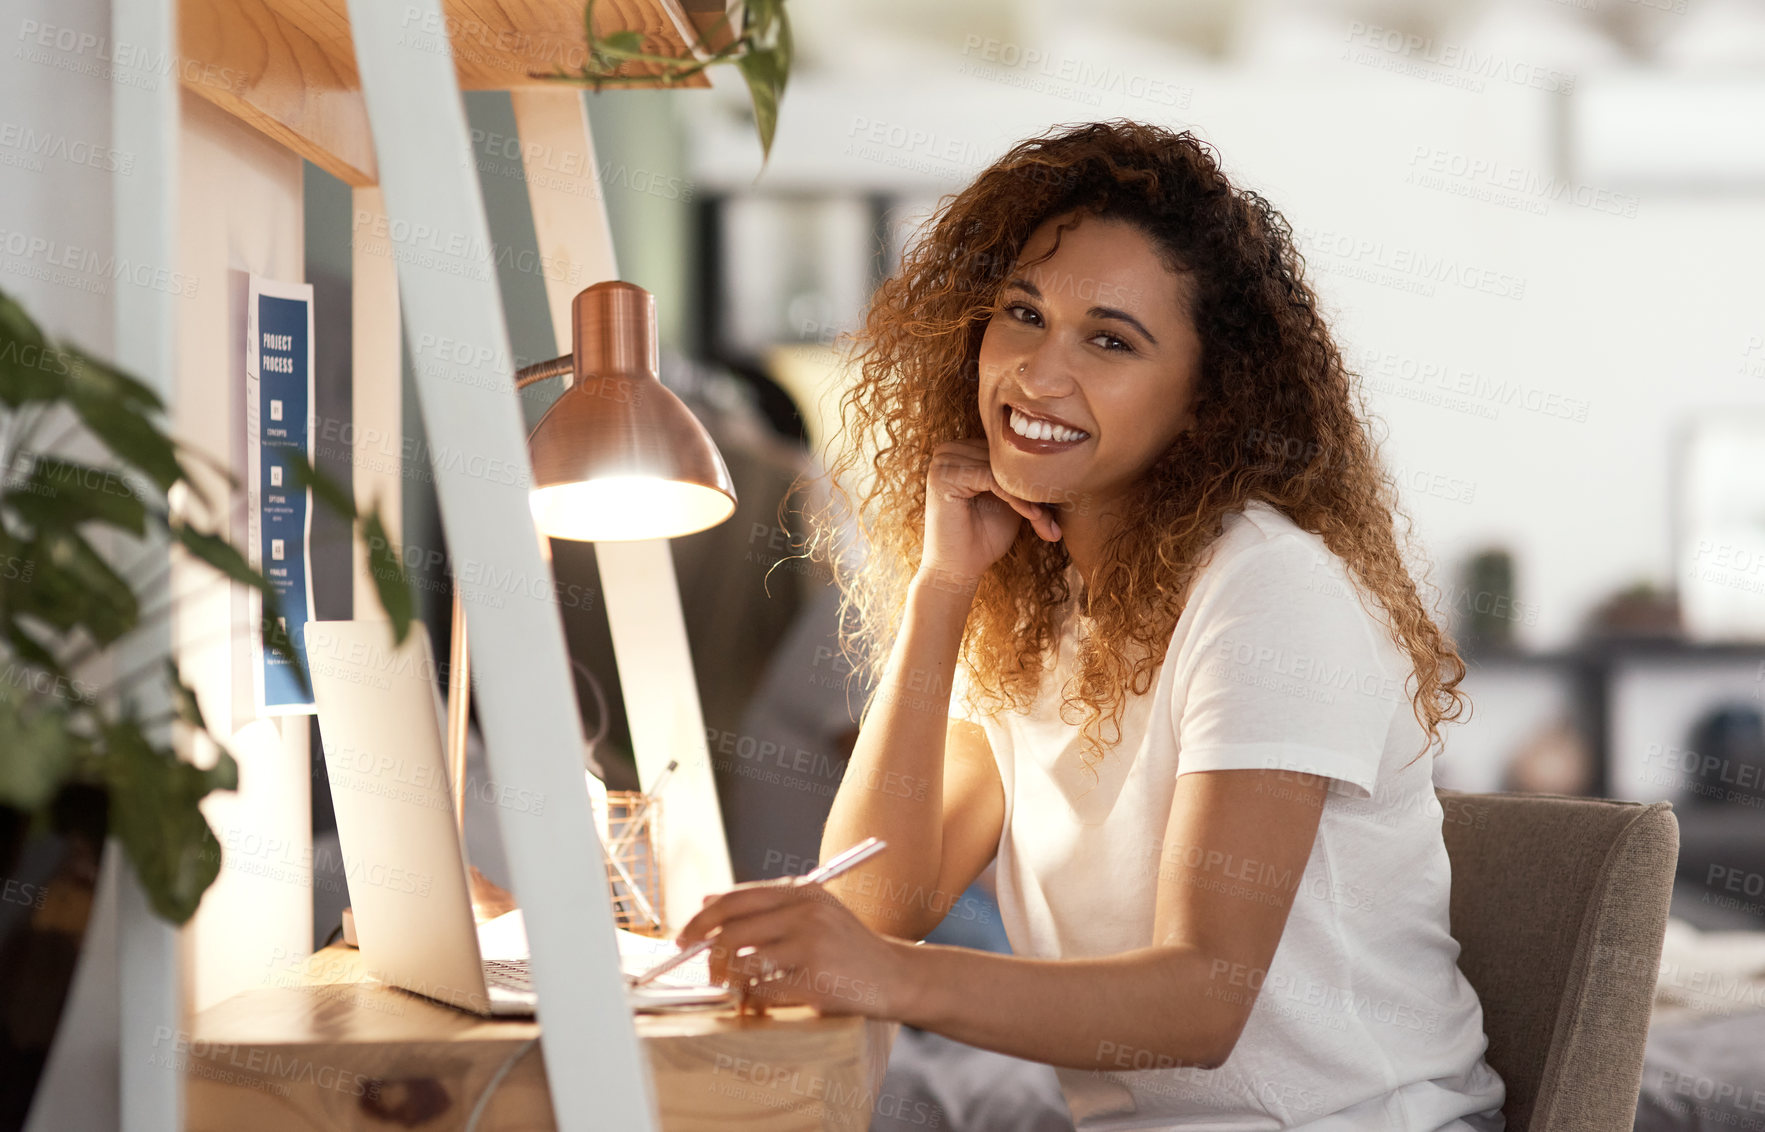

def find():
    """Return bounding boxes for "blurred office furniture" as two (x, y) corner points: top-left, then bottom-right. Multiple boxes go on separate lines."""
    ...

(1442, 578), (1765, 950)
(1462, 549), (1519, 652)
(1663, 703), (1765, 932)
(1499, 719), (1591, 796)
(1647, 917), (1765, 1025)
(1436, 789), (1677, 1131)
(1632, 915), (1765, 1131)
(1445, 639), (1765, 800)
(1634, 1009), (1765, 1132)
(1583, 582), (1681, 641)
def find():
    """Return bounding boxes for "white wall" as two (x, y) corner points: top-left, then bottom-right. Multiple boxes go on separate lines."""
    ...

(1, 0), (116, 349)
(6, 2), (121, 1127)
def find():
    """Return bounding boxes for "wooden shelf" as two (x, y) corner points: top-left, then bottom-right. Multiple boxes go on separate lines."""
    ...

(179, 0), (727, 186)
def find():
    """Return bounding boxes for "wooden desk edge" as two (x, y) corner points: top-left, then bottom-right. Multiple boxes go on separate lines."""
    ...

(179, 945), (898, 1131)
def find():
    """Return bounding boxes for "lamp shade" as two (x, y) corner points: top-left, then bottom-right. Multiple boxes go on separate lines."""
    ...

(527, 282), (737, 542)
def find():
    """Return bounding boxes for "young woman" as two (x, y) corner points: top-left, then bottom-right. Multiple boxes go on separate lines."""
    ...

(677, 120), (1507, 1131)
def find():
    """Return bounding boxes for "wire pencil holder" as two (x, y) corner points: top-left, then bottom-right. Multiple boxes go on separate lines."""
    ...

(603, 790), (665, 937)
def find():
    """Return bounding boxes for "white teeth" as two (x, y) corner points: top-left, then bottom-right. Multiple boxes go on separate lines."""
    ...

(1008, 407), (1087, 444)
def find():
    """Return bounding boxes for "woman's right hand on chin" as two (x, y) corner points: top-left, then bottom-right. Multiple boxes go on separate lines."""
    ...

(919, 439), (1062, 589)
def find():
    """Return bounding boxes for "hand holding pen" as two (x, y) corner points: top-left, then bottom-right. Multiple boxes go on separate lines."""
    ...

(632, 837), (890, 993)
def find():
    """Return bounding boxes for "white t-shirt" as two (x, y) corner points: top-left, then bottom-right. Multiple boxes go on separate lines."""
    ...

(951, 500), (1506, 1131)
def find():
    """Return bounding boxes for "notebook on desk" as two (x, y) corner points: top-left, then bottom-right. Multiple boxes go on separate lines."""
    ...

(306, 618), (731, 1017)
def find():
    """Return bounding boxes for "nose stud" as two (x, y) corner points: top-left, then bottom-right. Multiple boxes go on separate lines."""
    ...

(1018, 362), (1026, 373)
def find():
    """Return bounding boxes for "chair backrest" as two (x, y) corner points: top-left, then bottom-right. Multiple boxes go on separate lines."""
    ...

(1435, 789), (1678, 1132)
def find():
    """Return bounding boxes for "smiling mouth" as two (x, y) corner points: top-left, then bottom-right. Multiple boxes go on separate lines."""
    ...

(1004, 404), (1090, 443)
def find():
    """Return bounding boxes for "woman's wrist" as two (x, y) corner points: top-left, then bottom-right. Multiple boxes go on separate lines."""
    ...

(880, 937), (942, 1025)
(910, 564), (982, 605)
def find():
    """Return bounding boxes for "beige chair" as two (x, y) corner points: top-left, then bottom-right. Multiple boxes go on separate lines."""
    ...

(1436, 789), (1678, 1132)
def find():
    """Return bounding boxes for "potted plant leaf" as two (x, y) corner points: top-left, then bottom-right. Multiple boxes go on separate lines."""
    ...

(539, 0), (792, 165)
(0, 288), (412, 1126)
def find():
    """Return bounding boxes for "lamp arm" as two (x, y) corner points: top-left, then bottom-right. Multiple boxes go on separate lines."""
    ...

(515, 354), (573, 389)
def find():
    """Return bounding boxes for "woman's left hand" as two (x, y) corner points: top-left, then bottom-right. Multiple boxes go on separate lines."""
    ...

(675, 881), (917, 1018)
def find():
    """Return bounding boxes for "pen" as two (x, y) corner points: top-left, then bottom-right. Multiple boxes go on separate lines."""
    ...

(629, 837), (889, 987)
(606, 759), (676, 860)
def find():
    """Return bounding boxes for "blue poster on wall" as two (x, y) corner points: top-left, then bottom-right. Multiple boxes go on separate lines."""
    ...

(247, 275), (317, 715)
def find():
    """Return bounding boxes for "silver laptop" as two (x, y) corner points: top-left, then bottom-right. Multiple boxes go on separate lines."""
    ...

(305, 618), (727, 1016)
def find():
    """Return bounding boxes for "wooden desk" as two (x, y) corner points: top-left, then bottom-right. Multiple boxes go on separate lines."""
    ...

(177, 947), (896, 1131)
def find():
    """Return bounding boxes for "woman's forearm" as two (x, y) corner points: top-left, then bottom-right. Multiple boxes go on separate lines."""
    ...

(820, 571), (976, 937)
(890, 941), (1240, 1072)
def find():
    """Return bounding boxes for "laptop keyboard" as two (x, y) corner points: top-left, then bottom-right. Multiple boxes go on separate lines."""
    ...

(480, 953), (730, 1011)
(482, 958), (534, 994)
(483, 954), (719, 996)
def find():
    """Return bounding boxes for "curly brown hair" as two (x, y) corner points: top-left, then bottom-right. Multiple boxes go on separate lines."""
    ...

(800, 119), (1467, 771)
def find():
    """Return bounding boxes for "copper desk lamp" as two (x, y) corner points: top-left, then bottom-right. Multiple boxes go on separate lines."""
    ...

(446, 280), (737, 919)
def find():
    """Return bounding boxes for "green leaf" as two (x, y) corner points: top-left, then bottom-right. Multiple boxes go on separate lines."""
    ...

(11, 529), (139, 644)
(208, 746), (239, 792)
(583, 0), (614, 75)
(737, 46), (786, 167)
(284, 452), (355, 520)
(163, 520), (308, 693)
(773, 4), (793, 84)
(0, 683), (75, 810)
(166, 661), (207, 732)
(0, 290), (48, 357)
(64, 345), (162, 412)
(7, 456), (148, 536)
(0, 524), (33, 626)
(746, 0), (786, 32)
(3, 619), (67, 680)
(259, 608), (309, 697)
(734, 0), (789, 170)
(600, 30), (642, 54)
(284, 455), (412, 643)
(166, 661), (238, 790)
(0, 290), (71, 407)
(103, 718), (234, 924)
(168, 522), (273, 595)
(362, 509), (414, 645)
(545, 0), (792, 172)
(64, 350), (182, 493)
(168, 439), (238, 515)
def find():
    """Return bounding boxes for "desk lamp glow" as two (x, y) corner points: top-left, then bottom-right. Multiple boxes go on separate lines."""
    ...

(444, 281), (737, 915)
(520, 281), (739, 540)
